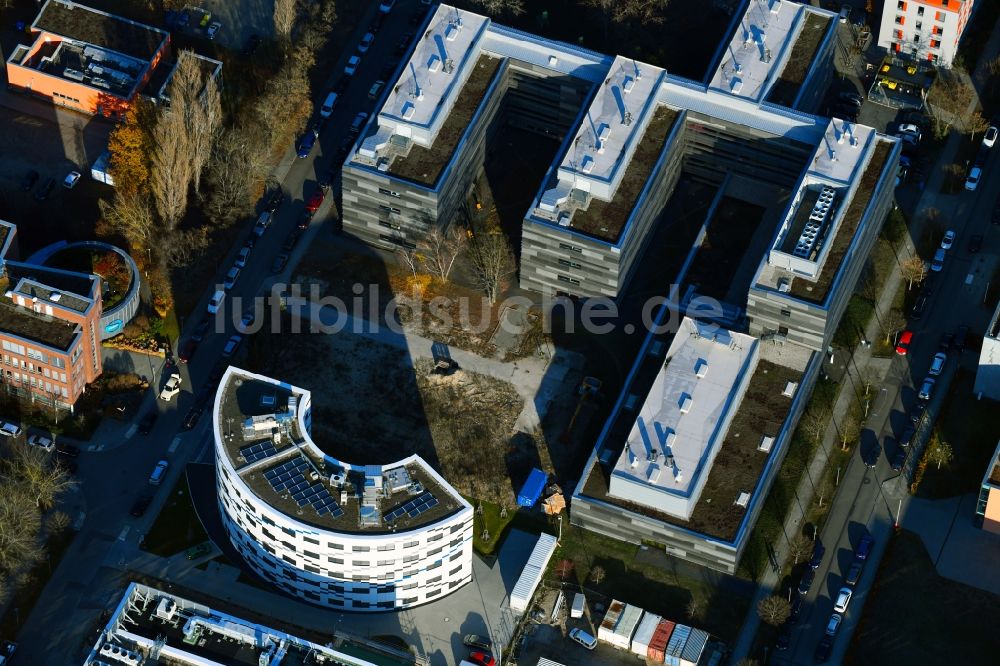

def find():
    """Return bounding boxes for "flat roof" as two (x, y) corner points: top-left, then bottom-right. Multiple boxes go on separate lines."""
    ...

(86, 582), (391, 666)
(217, 368), (467, 535)
(34, 0), (167, 61)
(0, 301), (78, 351)
(379, 4), (490, 145)
(607, 318), (759, 520)
(709, 0), (808, 102)
(766, 11), (833, 106)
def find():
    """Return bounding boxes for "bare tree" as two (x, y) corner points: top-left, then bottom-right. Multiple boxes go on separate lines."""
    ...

(0, 485), (42, 573)
(800, 406), (831, 445)
(420, 225), (467, 281)
(12, 444), (75, 509)
(839, 413), (862, 452)
(928, 439), (954, 470)
(45, 510), (72, 535)
(469, 226), (515, 304)
(881, 308), (907, 345)
(204, 123), (268, 224)
(469, 0), (526, 17)
(273, 0), (300, 41)
(151, 97), (194, 231)
(789, 533), (813, 565)
(757, 595), (792, 627)
(900, 256), (926, 290)
(98, 192), (156, 251)
(926, 68), (978, 138)
(163, 227), (212, 269)
(586, 0), (668, 26)
(589, 565), (606, 585)
(685, 597), (705, 621)
(967, 110), (991, 143)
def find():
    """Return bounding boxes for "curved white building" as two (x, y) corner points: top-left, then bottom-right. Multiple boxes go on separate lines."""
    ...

(214, 367), (474, 611)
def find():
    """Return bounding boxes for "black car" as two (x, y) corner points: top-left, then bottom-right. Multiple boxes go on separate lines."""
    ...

(798, 568), (815, 595)
(854, 534), (875, 561)
(282, 229), (302, 252)
(208, 362), (227, 387)
(182, 406), (204, 430)
(242, 34), (261, 56)
(899, 427), (915, 448)
(334, 73), (351, 95)
(954, 325), (969, 351)
(34, 177), (56, 201)
(844, 561), (863, 586)
(969, 234), (983, 253)
(909, 402), (925, 424)
(808, 540), (825, 569)
(910, 295), (927, 320)
(814, 636), (833, 663)
(264, 187), (284, 213)
(298, 211), (313, 230)
(891, 448), (906, 472)
(463, 635), (493, 652)
(861, 440), (880, 468)
(271, 253), (290, 274)
(788, 595), (802, 623)
(55, 443), (80, 457)
(776, 623), (792, 651)
(939, 333), (954, 352)
(138, 410), (158, 435)
(190, 318), (211, 343)
(21, 169), (39, 191)
(130, 495), (153, 517)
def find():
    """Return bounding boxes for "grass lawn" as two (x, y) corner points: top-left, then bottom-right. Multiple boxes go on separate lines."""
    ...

(142, 473), (209, 556)
(916, 369), (1000, 499)
(846, 529), (1000, 664)
(471, 498), (522, 557)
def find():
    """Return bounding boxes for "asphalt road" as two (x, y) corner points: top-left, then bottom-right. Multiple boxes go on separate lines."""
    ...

(776, 138), (1000, 664)
(10, 2), (428, 662)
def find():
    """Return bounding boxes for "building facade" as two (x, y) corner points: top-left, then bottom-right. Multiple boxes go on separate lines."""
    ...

(214, 368), (474, 612)
(975, 441), (1000, 533)
(974, 298), (1000, 400)
(877, 0), (977, 66)
(5, 0), (170, 117)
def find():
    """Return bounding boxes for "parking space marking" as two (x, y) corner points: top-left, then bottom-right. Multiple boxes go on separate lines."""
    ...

(117, 525), (130, 542)
(125, 424), (138, 440)
(168, 436), (182, 454)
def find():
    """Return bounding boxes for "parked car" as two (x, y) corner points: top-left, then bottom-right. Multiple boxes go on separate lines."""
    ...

(271, 253), (290, 274)
(320, 91), (339, 118)
(159, 373), (182, 401)
(833, 586), (853, 613)
(891, 448), (906, 472)
(854, 534), (875, 561)
(298, 211), (313, 230)
(969, 234), (983, 253)
(930, 247), (945, 272)
(305, 188), (326, 213)
(379, 0), (396, 12)
(939, 333), (954, 352)
(206, 21), (221, 39)
(368, 80), (385, 99)
(954, 324), (969, 351)
(788, 595), (802, 623)
(984, 125), (998, 148)
(137, 410), (158, 435)
(186, 543), (212, 560)
(21, 169), (39, 191)
(223, 266), (241, 291)
(895, 330), (912, 355)
(265, 188), (284, 212)
(148, 460), (169, 486)
(1, 641), (18, 664)
(844, 561), (863, 586)
(798, 568), (815, 595)
(177, 8), (191, 27)
(253, 211), (273, 237)
(297, 130), (317, 159)
(814, 636), (833, 663)
(467, 652), (495, 666)
(182, 406), (204, 430)
(825, 613), (842, 636)
(839, 90), (863, 107)
(0, 421), (23, 438)
(940, 229), (955, 249)
(808, 540), (825, 569)
(929, 351), (947, 376)
(34, 177), (55, 201)
(282, 229), (302, 252)
(358, 31), (374, 53)
(207, 289), (225, 314)
(899, 426), (915, 448)
(861, 441), (879, 468)
(918, 377), (935, 402)
(568, 628), (597, 650)
(345, 54), (361, 75)
(63, 170), (81, 188)
(966, 166), (982, 191)
(26, 433), (54, 451)
(896, 155), (910, 187)
(349, 111), (369, 135)
(178, 338), (198, 364)
(130, 495), (153, 517)
(190, 318), (210, 343)
(222, 334), (242, 358)
(910, 294), (927, 320)
(463, 635), (493, 652)
(897, 123), (922, 140)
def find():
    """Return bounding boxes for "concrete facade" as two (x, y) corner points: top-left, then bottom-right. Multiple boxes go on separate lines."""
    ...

(974, 298), (1000, 400)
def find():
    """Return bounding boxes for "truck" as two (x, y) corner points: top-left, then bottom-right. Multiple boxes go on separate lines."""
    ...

(570, 592), (586, 618)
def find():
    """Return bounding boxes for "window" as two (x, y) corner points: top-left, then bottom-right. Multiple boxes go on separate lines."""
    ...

(303, 536), (319, 545)
(450, 551), (463, 561)
(450, 564), (463, 576)
(917, 6), (923, 16)
(328, 542), (343, 549)
(379, 234), (416, 249)
(558, 258), (582, 269)
(780, 309), (791, 317)
(377, 544), (395, 551)
(427, 588), (441, 598)
(428, 546), (443, 557)
(303, 550), (319, 559)
(895, 15), (904, 25)
(915, 21), (921, 31)
(558, 242), (583, 254)
(931, 39), (941, 49)
(936, 11), (945, 22)
(896, 0), (904, 8)
(377, 559), (395, 566)
(352, 545), (370, 552)
(378, 187), (400, 198)
(428, 533), (444, 542)
(557, 275), (581, 286)
(913, 34), (919, 43)
(378, 204), (401, 214)
(403, 540), (419, 548)
(427, 575), (442, 584)
(378, 220), (401, 231)
(403, 554), (419, 563)
(354, 560), (369, 566)
(328, 557), (345, 564)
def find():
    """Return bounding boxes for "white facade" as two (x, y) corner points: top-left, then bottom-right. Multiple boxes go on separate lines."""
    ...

(877, 0), (977, 67)
(974, 299), (1000, 400)
(214, 368), (474, 612)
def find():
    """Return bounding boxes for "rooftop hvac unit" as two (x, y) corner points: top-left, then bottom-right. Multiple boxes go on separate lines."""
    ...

(622, 75), (635, 94)
(90, 77), (112, 90)
(694, 358), (708, 378)
(377, 159), (390, 172)
(445, 22), (461, 41)
(581, 155), (594, 174)
(329, 473), (346, 487)
(155, 597), (177, 621)
(777, 278), (791, 293)
(427, 54), (441, 73)
(627, 447), (638, 468)
(758, 436), (775, 453)
(678, 394), (693, 414)
(782, 381), (798, 397)
(735, 491), (751, 508)
(401, 101), (415, 120)
(557, 212), (571, 227)
(63, 68), (85, 81)
(646, 463), (661, 483)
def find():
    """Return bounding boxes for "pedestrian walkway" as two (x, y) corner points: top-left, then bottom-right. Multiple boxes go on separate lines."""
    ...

(729, 14), (1000, 658)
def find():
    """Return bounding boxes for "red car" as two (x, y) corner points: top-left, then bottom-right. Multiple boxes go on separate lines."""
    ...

(468, 652), (495, 666)
(178, 338), (198, 364)
(895, 330), (912, 355)
(305, 188), (325, 213)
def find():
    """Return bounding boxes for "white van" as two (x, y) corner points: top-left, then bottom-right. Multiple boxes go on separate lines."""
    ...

(207, 290), (226, 314)
(320, 92), (339, 118)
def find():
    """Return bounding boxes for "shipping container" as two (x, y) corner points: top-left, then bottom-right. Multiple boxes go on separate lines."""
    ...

(509, 533), (557, 612)
(597, 599), (625, 643)
(517, 467), (548, 507)
(570, 592), (586, 619)
(647, 619), (676, 662)
(608, 604), (643, 650)
(664, 624), (692, 666)
(536, 659), (567, 666)
(679, 628), (709, 666)
(630, 612), (662, 656)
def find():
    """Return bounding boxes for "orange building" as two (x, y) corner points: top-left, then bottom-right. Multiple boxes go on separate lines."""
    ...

(976, 441), (1000, 534)
(0, 222), (103, 411)
(5, 0), (170, 118)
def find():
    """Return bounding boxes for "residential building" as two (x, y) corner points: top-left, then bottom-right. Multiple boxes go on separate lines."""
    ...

(877, 0), (978, 66)
(571, 316), (816, 573)
(5, 0), (170, 117)
(975, 440), (1000, 533)
(214, 367), (474, 612)
(974, 298), (1000, 400)
(0, 222), (103, 411)
(85, 581), (391, 666)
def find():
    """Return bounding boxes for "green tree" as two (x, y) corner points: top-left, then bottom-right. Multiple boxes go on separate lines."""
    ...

(107, 98), (155, 197)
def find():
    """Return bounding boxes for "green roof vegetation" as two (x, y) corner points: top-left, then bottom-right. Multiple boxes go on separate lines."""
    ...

(766, 12), (832, 107)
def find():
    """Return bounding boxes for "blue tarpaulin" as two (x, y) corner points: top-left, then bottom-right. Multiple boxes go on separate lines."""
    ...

(517, 467), (548, 507)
